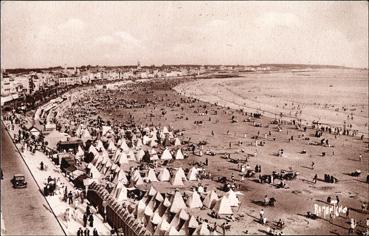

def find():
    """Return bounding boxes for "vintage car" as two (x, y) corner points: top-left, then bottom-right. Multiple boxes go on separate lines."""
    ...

(11, 174), (27, 188)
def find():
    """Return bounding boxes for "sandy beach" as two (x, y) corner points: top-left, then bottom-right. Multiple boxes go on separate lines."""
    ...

(51, 74), (369, 235)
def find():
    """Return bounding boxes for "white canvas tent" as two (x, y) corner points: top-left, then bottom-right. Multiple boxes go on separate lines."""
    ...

(169, 191), (187, 214)
(161, 148), (173, 160)
(187, 190), (203, 209)
(203, 190), (219, 209)
(187, 167), (199, 181)
(158, 168), (171, 182)
(175, 149), (184, 160)
(174, 138), (181, 146)
(212, 196), (233, 215)
(225, 189), (240, 207)
(147, 169), (159, 182)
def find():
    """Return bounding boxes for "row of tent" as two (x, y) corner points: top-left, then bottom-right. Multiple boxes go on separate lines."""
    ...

(112, 186), (241, 235)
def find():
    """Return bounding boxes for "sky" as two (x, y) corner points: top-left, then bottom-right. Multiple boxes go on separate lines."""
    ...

(1, 1), (368, 69)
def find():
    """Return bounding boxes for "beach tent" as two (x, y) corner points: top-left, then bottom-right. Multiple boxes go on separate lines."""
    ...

(187, 190), (203, 209)
(196, 223), (210, 235)
(150, 139), (158, 148)
(187, 167), (199, 181)
(176, 168), (187, 181)
(115, 170), (128, 185)
(136, 149), (145, 162)
(120, 139), (130, 152)
(89, 145), (99, 157)
(174, 138), (181, 146)
(225, 189), (240, 207)
(147, 186), (157, 197)
(113, 148), (122, 163)
(184, 215), (199, 236)
(107, 140), (117, 152)
(81, 129), (92, 141)
(96, 140), (105, 151)
(213, 196), (233, 215)
(175, 149), (184, 160)
(151, 212), (162, 225)
(160, 148), (172, 160)
(203, 190), (219, 209)
(154, 192), (164, 203)
(155, 197), (171, 217)
(102, 126), (112, 136)
(171, 172), (184, 186)
(154, 219), (171, 235)
(147, 169), (159, 182)
(113, 182), (128, 202)
(136, 138), (143, 150)
(127, 149), (136, 161)
(76, 145), (84, 159)
(163, 126), (169, 134)
(143, 135), (151, 145)
(150, 149), (159, 161)
(169, 191), (187, 214)
(118, 152), (129, 165)
(159, 168), (171, 182)
(144, 199), (155, 217)
(134, 199), (146, 220)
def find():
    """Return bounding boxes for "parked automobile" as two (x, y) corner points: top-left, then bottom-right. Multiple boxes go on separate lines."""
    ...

(11, 174), (27, 188)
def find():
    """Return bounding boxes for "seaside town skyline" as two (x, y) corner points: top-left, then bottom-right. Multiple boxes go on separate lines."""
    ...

(1, 1), (368, 69)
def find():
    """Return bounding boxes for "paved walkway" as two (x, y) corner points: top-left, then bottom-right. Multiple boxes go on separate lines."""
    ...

(4, 119), (112, 235)
(1, 124), (65, 235)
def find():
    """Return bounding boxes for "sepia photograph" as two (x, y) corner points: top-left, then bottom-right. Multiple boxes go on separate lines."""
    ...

(1, 1), (368, 235)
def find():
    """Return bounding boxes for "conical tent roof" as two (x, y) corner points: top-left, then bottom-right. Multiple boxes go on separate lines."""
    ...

(174, 138), (181, 146)
(187, 167), (199, 181)
(213, 196), (233, 215)
(81, 129), (92, 141)
(143, 135), (151, 145)
(154, 192), (164, 202)
(136, 149), (145, 162)
(159, 168), (171, 182)
(113, 148), (122, 163)
(107, 140), (117, 152)
(197, 223), (210, 235)
(102, 126), (112, 136)
(147, 186), (157, 197)
(203, 190), (219, 209)
(127, 149), (136, 161)
(118, 152), (129, 165)
(151, 212), (162, 225)
(178, 209), (189, 221)
(161, 148), (173, 160)
(76, 145), (84, 158)
(147, 169), (159, 182)
(134, 199), (146, 220)
(144, 199), (155, 217)
(171, 171), (184, 186)
(187, 190), (203, 209)
(114, 183), (128, 202)
(176, 168), (187, 181)
(136, 138), (143, 149)
(96, 140), (104, 151)
(187, 215), (199, 229)
(175, 149), (184, 160)
(225, 189), (240, 207)
(155, 219), (170, 235)
(150, 149), (159, 160)
(150, 139), (158, 148)
(89, 145), (98, 156)
(169, 191), (187, 214)
(120, 139), (129, 152)
(163, 126), (169, 134)
(115, 170), (128, 184)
